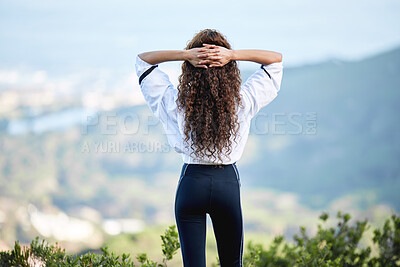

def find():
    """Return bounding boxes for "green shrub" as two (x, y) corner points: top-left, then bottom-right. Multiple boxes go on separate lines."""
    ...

(0, 225), (180, 267)
(242, 211), (400, 267)
(0, 213), (399, 266)
(369, 214), (400, 266)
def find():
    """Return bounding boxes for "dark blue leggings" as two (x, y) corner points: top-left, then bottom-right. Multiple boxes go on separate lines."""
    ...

(174, 163), (243, 267)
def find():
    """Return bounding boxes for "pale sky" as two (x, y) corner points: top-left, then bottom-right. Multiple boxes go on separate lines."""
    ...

(0, 0), (399, 72)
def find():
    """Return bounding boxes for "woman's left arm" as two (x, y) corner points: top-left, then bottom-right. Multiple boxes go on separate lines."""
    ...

(138, 48), (221, 69)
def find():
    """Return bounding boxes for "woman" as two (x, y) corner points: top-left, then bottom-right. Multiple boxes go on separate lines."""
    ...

(135, 29), (283, 267)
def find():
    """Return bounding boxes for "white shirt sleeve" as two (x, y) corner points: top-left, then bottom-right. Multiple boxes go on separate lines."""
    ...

(135, 55), (179, 129)
(135, 55), (183, 152)
(240, 61), (283, 118)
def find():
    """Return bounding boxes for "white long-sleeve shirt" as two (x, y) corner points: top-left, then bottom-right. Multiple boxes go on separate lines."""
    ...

(135, 55), (283, 164)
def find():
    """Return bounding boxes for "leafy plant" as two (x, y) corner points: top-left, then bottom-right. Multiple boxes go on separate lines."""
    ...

(241, 211), (400, 267)
(369, 214), (400, 266)
(1, 213), (399, 266)
(0, 225), (181, 266)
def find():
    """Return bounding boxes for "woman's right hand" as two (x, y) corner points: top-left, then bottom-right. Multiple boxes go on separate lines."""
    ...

(197, 44), (233, 68)
(185, 47), (217, 69)
(186, 44), (233, 68)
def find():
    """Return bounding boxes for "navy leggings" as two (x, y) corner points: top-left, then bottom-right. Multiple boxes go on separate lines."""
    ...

(174, 162), (243, 267)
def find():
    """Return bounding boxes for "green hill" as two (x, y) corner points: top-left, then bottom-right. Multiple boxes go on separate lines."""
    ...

(241, 46), (400, 210)
(0, 47), (399, 252)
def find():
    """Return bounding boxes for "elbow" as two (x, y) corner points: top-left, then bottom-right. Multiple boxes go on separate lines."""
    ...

(277, 53), (283, 63)
(138, 53), (146, 61)
(138, 52), (152, 63)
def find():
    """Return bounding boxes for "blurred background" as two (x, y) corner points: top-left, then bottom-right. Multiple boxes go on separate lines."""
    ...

(0, 0), (399, 265)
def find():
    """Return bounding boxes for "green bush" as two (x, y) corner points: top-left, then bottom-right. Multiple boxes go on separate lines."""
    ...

(242, 211), (400, 267)
(0, 225), (180, 267)
(0, 213), (399, 266)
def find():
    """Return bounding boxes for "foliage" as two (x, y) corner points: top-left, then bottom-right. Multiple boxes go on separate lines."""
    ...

(369, 214), (400, 266)
(0, 225), (180, 267)
(0, 213), (399, 266)
(160, 225), (180, 263)
(242, 211), (400, 267)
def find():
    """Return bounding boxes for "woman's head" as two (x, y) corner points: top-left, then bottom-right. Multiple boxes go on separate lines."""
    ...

(177, 29), (243, 164)
(185, 29), (232, 50)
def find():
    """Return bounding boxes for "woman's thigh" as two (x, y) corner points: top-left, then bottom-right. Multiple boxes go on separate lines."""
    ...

(209, 164), (243, 266)
(174, 164), (212, 267)
(174, 163), (243, 267)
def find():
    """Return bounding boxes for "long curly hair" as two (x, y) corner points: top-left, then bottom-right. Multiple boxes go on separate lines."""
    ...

(177, 29), (243, 164)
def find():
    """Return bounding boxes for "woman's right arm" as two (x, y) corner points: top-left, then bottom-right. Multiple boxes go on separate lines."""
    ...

(197, 44), (284, 118)
(198, 44), (282, 67)
(231, 49), (282, 65)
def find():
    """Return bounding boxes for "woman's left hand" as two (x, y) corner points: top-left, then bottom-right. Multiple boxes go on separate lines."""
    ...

(185, 47), (216, 69)
(186, 44), (232, 68)
(197, 44), (232, 67)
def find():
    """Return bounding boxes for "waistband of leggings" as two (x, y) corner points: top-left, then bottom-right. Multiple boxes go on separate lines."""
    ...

(183, 162), (236, 168)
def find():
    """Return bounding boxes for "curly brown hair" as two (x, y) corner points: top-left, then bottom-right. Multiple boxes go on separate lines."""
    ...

(177, 29), (243, 164)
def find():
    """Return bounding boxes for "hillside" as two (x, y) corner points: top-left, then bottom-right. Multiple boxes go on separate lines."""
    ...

(241, 46), (400, 209)
(0, 47), (399, 252)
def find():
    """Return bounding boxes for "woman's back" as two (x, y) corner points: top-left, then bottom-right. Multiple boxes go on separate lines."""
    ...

(135, 29), (283, 165)
(135, 28), (283, 267)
